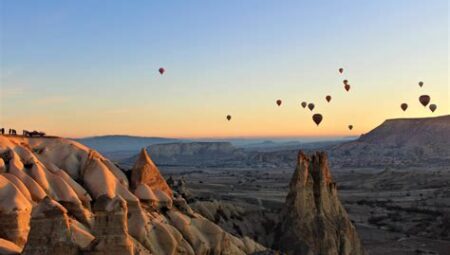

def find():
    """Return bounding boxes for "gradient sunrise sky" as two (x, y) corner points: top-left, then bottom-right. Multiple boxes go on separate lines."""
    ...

(0, 0), (448, 138)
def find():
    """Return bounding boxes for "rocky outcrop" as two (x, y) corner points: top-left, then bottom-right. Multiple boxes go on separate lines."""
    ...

(131, 149), (173, 209)
(87, 195), (134, 255)
(274, 151), (365, 255)
(22, 197), (94, 255)
(0, 136), (272, 255)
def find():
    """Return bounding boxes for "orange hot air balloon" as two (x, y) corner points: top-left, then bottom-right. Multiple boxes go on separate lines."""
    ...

(348, 125), (353, 130)
(343, 80), (348, 85)
(339, 68), (344, 74)
(419, 95), (430, 107)
(158, 67), (165, 75)
(276, 99), (282, 106)
(312, 114), (323, 126)
(308, 103), (315, 111)
(226, 115), (231, 121)
(401, 103), (408, 111)
(344, 84), (351, 92)
(429, 104), (437, 112)
(325, 95), (332, 102)
(301, 101), (307, 108)
(418, 81), (424, 87)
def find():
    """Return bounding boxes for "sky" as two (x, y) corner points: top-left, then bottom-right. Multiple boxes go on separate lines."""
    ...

(0, 0), (448, 138)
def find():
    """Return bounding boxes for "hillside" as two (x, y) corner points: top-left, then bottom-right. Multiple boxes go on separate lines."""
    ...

(329, 115), (450, 168)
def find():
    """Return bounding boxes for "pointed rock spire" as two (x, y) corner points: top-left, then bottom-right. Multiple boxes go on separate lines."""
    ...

(131, 149), (172, 197)
(275, 151), (365, 255)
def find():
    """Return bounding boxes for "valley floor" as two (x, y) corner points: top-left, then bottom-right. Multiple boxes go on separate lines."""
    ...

(162, 165), (450, 255)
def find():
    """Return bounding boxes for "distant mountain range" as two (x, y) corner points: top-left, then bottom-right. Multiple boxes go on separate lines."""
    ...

(78, 115), (450, 169)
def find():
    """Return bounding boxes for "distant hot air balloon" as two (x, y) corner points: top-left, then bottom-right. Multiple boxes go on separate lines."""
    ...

(312, 114), (323, 126)
(158, 67), (165, 75)
(301, 101), (307, 108)
(326, 95), (332, 102)
(226, 115), (232, 121)
(418, 81), (424, 87)
(308, 103), (315, 111)
(339, 68), (344, 74)
(401, 103), (408, 112)
(276, 99), (282, 106)
(419, 95), (430, 107)
(429, 104), (437, 112)
(348, 125), (353, 130)
(343, 80), (349, 85)
(344, 84), (351, 92)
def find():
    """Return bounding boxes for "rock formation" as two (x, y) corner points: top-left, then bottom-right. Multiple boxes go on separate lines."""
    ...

(0, 136), (269, 254)
(274, 151), (365, 255)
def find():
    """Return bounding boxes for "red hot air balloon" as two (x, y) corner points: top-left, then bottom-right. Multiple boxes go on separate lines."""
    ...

(326, 95), (332, 102)
(339, 68), (344, 74)
(226, 115), (232, 121)
(419, 95), (430, 107)
(312, 114), (323, 126)
(344, 84), (351, 92)
(429, 104), (437, 112)
(418, 81), (424, 87)
(348, 125), (353, 130)
(301, 102), (307, 108)
(276, 99), (282, 106)
(343, 80), (349, 85)
(158, 67), (165, 75)
(401, 103), (408, 111)
(308, 103), (315, 111)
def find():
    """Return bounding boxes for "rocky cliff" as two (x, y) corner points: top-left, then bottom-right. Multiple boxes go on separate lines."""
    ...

(0, 136), (267, 255)
(329, 115), (450, 168)
(274, 151), (365, 255)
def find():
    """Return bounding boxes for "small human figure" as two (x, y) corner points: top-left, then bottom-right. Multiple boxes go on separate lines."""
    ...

(0, 128), (4, 135)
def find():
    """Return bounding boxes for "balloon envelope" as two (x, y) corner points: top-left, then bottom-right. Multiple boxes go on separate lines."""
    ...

(301, 102), (307, 108)
(348, 125), (353, 130)
(429, 104), (437, 112)
(401, 103), (408, 111)
(276, 99), (282, 106)
(226, 115), (231, 121)
(339, 68), (344, 74)
(326, 95), (332, 102)
(312, 114), (323, 126)
(419, 95), (430, 107)
(418, 81), (424, 87)
(158, 67), (165, 75)
(308, 103), (315, 111)
(343, 80), (348, 85)
(344, 84), (351, 92)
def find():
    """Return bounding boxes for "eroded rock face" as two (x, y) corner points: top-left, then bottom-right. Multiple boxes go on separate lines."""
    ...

(88, 195), (134, 255)
(274, 151), (365, 255)
(0, 136), (272, 255)
(22, 197), (94, 255)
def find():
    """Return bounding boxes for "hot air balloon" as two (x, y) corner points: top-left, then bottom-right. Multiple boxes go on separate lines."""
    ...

(344, 84), (351, 92)
(401, 103), (408, 111)
(418, 81), (424, 87)
(308, 103), (315, 111)
(158, 67), (165, 75)
(326, 95), (332, 102)
(226, 115), (232, 121)
(339, 68), (344, 74)
(429, 104), (437, 112)
(301, 102), (307, 108)
(419, 95), (430, 107)
(348, 125), (353, 130)
(343, 80), (349, 85)
(312, 114), (323, 126)
(276, 99), (282, 106)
